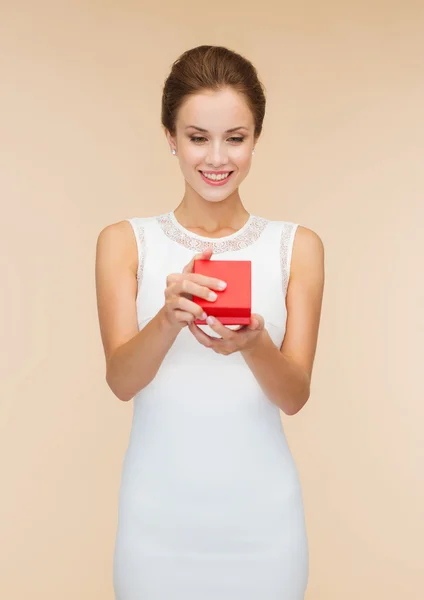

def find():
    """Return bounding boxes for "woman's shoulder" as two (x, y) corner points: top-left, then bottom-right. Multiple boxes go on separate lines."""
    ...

(125, 212), (166, 227)
(261, 216), (321, 239)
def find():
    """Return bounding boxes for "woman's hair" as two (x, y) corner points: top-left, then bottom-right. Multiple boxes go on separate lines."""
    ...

(161, 45), (266, 140)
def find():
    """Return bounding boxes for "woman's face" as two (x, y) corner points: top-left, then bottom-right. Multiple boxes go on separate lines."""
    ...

(167, 87), (257, 203)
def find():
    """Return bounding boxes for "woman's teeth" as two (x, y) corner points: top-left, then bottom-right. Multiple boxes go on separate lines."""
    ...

(202, 172), (231, 181)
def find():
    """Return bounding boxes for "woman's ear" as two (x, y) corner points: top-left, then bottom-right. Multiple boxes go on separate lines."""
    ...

(164, 128), (176, 152)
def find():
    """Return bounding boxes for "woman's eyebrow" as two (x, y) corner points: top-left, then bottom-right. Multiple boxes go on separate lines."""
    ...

(185, 125), (249, 133)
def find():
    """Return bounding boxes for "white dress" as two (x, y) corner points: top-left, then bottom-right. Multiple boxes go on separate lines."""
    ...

(113, 211), (309, 599)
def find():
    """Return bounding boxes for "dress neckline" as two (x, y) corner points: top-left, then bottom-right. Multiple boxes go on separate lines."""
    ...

(156, 211), (269, 253)
(168, 210), (254, 242)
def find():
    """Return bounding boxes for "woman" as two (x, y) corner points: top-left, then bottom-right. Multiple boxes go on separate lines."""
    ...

(96, 45), (325, 600)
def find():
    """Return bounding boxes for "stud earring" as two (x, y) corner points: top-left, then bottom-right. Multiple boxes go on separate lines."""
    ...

(252, 148), (255, 155)
(171, 149), (176, 155)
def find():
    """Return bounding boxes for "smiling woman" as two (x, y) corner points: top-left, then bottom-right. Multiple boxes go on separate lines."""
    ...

(166, 84), (258, 209)
(95, 44), (324, 600)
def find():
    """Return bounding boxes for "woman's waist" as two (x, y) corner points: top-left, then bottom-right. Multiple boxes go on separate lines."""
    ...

(133, 372), (281, 423)
(120, 444), (301, 512)
(121, 425), (300, 502)
(129, 399), (287, 458)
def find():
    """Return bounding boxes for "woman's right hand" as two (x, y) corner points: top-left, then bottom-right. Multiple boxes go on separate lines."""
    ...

(161, 247), (227, 330)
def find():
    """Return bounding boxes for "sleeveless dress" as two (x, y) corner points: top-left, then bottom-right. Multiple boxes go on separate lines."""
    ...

(113, 211), (309, 599)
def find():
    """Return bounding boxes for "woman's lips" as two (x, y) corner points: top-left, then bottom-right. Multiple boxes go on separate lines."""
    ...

(199, 171), (234, 186)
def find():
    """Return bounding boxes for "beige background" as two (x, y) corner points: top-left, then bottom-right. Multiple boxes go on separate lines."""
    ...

(1, 1), (423, 598)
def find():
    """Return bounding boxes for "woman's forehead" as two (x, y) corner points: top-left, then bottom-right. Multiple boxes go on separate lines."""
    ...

(177, 89), (254, 130)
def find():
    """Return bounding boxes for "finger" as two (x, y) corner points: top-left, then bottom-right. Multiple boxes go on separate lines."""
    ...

(247, 313), (265, 330)
(182, 247), (213, 274)
(188, 322), (215, 347)
(165, 279), (210, 302)
(178, 310), (195, 320)
(173, 310), (196, 327)
(178, 278), (223, 301)
(184, 272), (227, 291)
(166, 272), (181, 286)
(182, 250), (212, 274)
(165, 275), (226, 299)
(204, 316), (234, 340)
(169, 296), (207, 319)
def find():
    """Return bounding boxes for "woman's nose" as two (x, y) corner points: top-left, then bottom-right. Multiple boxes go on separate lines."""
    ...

(205, 143), (229, 167)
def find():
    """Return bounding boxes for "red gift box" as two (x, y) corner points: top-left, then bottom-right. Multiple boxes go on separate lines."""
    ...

(192, 260), (251, 325)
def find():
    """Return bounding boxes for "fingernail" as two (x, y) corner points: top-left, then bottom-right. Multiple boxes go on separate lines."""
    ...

(217, 281), (227, 290)
(206, 316), (215, 325)
(201, 311), (207, 320)
(208, 291), (218, 301)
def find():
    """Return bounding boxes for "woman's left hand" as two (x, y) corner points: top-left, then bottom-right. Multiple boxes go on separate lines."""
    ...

(188, 313), (265, 355)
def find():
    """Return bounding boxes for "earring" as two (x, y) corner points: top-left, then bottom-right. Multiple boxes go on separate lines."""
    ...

(171, 149), (176, 155)
(252, 148), (255, 155)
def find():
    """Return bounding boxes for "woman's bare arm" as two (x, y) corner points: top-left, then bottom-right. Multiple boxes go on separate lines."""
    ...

(105, 306), (180, 401)
(95, 221), (180, 401)
(95, 221), (222, 401)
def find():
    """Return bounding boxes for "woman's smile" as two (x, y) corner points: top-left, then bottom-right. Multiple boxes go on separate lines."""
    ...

(199, 170), (235, 186)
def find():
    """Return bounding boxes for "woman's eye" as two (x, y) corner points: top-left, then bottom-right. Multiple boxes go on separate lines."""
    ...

(190, 136), (245, 144)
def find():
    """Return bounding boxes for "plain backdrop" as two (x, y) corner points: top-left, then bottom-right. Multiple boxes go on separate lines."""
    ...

(1, 1), (423, 598)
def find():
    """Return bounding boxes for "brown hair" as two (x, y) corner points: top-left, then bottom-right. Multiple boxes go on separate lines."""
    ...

(161, 45), (266, 140)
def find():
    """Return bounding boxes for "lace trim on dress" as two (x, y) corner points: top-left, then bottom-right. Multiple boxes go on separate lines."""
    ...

(280, 222), (298, 297)
(135, 225), (145, 283)
(156, 212), (269, 253)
